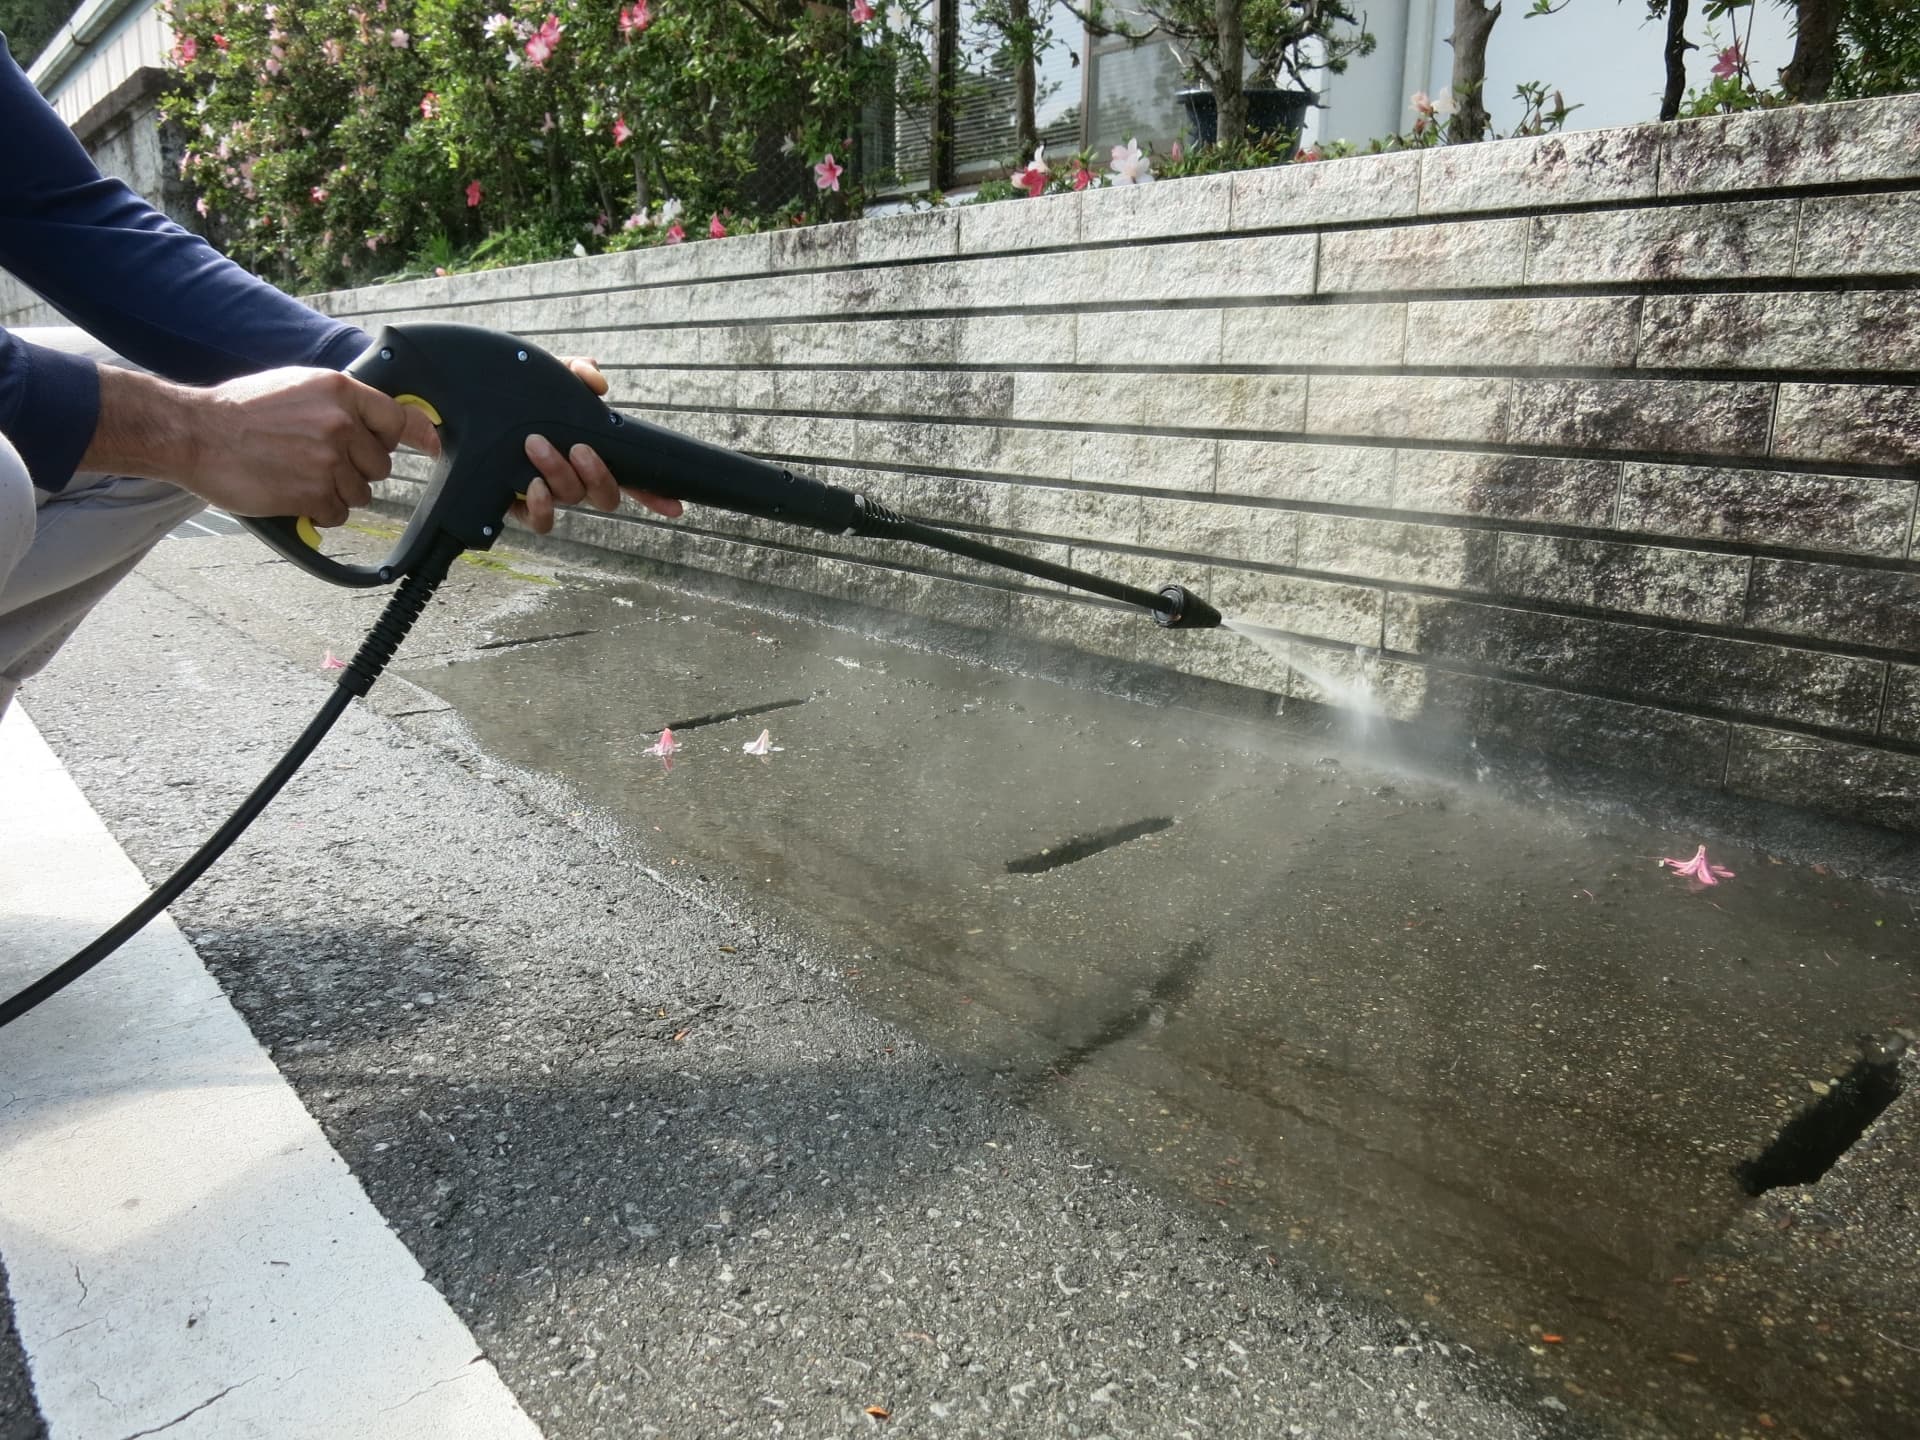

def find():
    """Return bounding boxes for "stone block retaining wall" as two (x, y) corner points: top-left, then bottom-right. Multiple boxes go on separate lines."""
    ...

(312, 95), (1920, 831)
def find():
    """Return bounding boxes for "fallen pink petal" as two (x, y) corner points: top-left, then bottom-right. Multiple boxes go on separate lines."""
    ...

(1660, 845), (1734, 886)
(321, 651), (346, 670)
(742, 729), (783, 755)
(645, 726), (678, 758)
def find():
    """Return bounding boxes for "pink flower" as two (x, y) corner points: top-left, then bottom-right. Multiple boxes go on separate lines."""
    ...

(645, 727), (678, 757)
(389, 27), (408, 47)
(213, 32), (229, 50)
(1071, 165), (1092, 191)
(525, 13), (562, 68)
(613, 115), (631, 145)
(323, 38), (345, 64)
(619, 0), (650, 35)
(1410, 89), (1434, 116)
(420, 91), (439, 119)
(1169, 139), (1183, 162)
(1713, 43), (1742, 79)
(1660, 845), (1735, 887)
(622, 212), (644, 231)
(466, 179), (484, 207)
(850, 0), (875, 21)
(176, 34), (198, 64)
(665, 222), (686, 244)
(1013, 144), (1048, 197)
(195, 196), (210, 216)
(1296, 146), (1323, 163)
(709, 213), (728, 239)
(310, 185), (328, 203)
(814, 153), (843, 191)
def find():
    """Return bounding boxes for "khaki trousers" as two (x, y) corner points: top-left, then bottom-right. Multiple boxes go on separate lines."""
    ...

(0, 328), (206, 720)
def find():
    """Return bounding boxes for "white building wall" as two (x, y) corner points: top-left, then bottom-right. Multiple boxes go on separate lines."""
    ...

(30, 0), (174, 128)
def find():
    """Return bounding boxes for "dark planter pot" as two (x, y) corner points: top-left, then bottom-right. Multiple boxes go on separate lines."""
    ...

(1178, 86), (1314, 151)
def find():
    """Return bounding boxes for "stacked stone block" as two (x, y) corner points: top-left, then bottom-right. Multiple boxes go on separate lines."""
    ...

(316, 93), (1920, 831)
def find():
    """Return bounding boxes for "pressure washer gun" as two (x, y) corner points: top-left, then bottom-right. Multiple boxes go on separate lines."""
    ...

(0, 321), (1219, 1029)
(242, 320), (1221, 629)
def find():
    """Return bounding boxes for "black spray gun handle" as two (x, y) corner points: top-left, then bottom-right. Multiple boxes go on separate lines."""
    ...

(237, 322), (864, 587)
(235, 321), (1221, 627)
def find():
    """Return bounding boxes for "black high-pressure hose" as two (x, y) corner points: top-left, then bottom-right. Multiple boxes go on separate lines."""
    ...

(0, 535), (463, 1031)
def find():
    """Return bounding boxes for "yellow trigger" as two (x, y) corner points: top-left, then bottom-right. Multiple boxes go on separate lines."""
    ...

(394, 393), (443, 425)
(295, 517), (323, 549)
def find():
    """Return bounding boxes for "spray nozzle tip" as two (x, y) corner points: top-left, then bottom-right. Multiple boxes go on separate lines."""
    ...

(1154, 584), (1222, 629)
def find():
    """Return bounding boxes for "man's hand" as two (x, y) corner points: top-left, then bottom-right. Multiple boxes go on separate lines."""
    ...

(198, 366), (411, 523)
(83, 364), (406, 525)
(80, 354), (684, 533)
(512, 358), (683, 533)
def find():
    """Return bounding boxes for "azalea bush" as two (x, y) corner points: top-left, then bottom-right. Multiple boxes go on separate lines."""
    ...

(158, 0), (450, 283)
(161, 0), (918, 286)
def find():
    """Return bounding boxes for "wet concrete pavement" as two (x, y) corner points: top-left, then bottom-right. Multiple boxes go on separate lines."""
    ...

(14, 517), (1920, 1439)
(403, 547), (1920, 1440)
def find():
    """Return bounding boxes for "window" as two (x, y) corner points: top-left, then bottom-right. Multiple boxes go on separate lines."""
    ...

(875, 2), (1187, 193)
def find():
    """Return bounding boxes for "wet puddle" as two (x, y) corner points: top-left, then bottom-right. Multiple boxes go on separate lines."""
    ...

(408, 574), (1920, 1439)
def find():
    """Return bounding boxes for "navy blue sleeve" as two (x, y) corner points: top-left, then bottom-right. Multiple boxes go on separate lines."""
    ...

(0, 32), (370, 490)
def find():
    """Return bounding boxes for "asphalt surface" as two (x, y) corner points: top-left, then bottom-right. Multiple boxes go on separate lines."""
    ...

(2, 530), (1583, 1438)
(0, 1255), (42, 1440)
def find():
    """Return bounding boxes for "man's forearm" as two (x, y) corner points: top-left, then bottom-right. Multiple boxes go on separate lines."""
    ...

(77, 364), (201, 486)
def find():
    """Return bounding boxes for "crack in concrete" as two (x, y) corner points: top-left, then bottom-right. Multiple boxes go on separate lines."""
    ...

(116, 1377), (255, 1439)
(72, 1263), (87, 1305)
(474, 629), (594, 652)
(1010, 938), (1210, 1104)
(377, 1366), (476, 1415)
(1005, 816), (1176, 875)
(655, 697), (810, 734)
